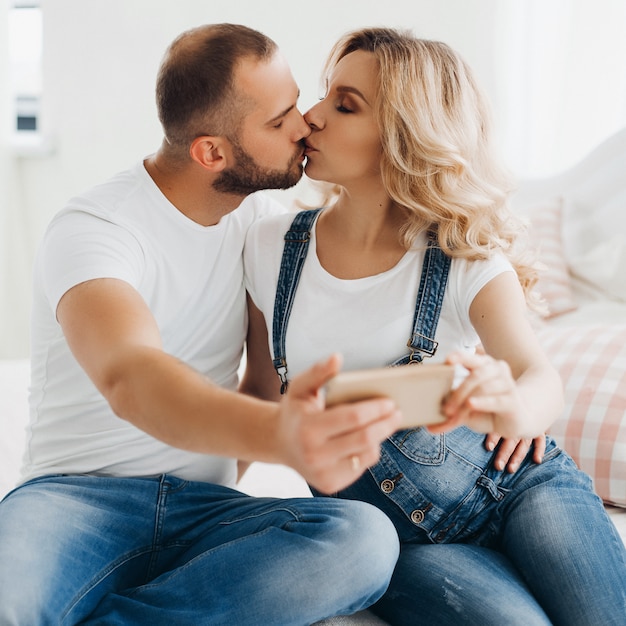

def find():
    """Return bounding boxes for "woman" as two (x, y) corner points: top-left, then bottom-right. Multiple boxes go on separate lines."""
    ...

(243, 28), (626, 625)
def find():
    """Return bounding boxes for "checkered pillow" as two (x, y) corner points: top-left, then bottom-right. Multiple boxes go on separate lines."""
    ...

(524, 196), (578, 319)
(536, 324), (626, 507)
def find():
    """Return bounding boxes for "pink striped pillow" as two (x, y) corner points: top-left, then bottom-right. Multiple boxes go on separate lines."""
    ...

(536, 324), (626, 507)
(525, 197), (578, 319)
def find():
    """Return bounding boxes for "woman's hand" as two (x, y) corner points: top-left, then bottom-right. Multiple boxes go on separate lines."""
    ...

(432, 351), (536, 439)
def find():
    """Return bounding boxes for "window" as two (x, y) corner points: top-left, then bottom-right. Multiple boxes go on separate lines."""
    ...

(8, 1), (42, 141)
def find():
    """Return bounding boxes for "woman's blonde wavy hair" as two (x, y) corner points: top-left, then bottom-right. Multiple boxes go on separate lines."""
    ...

(317, 28), (539, 301)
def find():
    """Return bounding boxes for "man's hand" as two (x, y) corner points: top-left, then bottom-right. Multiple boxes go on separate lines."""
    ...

(485, 433), (546, 473)
(277, 354), (402, 494)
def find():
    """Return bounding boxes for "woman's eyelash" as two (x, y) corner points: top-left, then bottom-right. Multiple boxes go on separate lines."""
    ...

(317, 93), (353, 112)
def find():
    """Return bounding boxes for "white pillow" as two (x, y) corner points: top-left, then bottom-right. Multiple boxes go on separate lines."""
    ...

(563, 193), (626, 301)
(568, 234), (626, 301)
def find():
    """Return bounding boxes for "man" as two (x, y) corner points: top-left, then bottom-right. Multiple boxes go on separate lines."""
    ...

(0, 24), (401, 625)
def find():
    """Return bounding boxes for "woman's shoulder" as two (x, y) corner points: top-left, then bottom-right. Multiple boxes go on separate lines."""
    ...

(247, 208), (316, 242)
(450, 249), (513, 274)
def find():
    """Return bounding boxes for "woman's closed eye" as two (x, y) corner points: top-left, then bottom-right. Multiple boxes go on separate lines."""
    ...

(335, 97), (356, 113)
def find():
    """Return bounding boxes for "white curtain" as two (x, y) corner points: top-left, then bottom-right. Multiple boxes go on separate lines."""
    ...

(494, 0), (626, 179)
(0, 3), (31, 358)
(0, 158), (30, 359)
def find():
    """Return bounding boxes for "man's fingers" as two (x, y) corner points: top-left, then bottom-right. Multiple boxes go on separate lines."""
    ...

(532, 435), (546, 464)
(302, 403), (402, 493)
(484, 432), (501, 452)
(283, 356), (402, 494)
(319, 397), (398, 438)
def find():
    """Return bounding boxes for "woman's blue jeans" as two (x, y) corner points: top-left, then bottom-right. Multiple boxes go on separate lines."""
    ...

(0, 474), (399, 625)
(314, 428), (626, 625)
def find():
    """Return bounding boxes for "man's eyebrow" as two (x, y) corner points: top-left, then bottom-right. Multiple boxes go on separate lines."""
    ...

(266, 91), (300, 126)
(336, 85), (370, 105)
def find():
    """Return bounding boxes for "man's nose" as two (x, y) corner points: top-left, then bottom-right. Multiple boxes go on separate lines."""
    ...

(295, 110), (312, 140)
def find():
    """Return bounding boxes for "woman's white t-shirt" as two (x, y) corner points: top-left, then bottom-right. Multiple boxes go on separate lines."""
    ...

(23, 162), (283, 486)
(244, 211), (513, 381)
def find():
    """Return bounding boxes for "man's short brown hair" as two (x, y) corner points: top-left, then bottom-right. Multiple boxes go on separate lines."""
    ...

(156, 23), (277, 158)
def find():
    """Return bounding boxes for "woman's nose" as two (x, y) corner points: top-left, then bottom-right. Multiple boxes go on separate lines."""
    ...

(304, 101), (324, 130)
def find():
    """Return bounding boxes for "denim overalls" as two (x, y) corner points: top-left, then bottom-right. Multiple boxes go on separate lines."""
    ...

(271, 208), (569, 546)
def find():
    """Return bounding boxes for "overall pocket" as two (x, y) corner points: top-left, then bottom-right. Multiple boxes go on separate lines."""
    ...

(358, 428), (493, 541)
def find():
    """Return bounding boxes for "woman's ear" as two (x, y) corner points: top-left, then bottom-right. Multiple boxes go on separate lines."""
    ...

(189, 136), (227, 172)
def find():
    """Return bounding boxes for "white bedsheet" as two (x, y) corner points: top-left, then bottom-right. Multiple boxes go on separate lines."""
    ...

(0, 358), (29, 499)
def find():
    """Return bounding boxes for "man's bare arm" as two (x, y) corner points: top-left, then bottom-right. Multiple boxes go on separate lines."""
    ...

(57, 278), (401, 492)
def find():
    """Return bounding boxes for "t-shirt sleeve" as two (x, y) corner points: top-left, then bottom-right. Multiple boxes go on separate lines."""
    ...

(40, 210), (145, 313)
(243, 211), (292, 315)
(243, 219), (267, 309)
(240, 193), (287, 308)
(451, 252), (516, 336)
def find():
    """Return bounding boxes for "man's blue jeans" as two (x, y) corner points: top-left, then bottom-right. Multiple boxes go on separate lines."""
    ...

(322, 429), (626, 625)
(0, 474), (399, 625)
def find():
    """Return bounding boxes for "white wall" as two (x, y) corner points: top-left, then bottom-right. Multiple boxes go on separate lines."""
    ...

(0, 2), (10, 350)
(1, 2), (31, 358)
(2, 0), (625, 357)
(33, 0), (502, 219)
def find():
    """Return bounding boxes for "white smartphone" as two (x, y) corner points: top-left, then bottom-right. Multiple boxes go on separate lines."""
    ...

(325, 363), (455, 427)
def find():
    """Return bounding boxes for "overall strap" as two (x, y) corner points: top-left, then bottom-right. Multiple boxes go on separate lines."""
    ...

(390, 233), (451, 366)
(272, 209), (322, 393)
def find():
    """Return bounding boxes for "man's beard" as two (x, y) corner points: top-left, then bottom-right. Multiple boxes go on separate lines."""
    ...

(213, 139), (304, 195)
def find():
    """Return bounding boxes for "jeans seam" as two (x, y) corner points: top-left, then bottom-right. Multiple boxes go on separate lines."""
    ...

(146, 476), (169, 581)
(218, 506), (302, 526)
(61, 547), (154, 622)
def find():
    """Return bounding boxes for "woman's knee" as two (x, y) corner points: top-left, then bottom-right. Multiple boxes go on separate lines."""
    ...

(374, 544), (551, 626)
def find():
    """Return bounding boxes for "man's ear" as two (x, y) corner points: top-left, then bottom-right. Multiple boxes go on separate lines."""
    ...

(189, 136), (227, 172)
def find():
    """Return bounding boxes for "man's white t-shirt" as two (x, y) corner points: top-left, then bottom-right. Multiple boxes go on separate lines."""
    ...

(23, 161), (283, 486)
(244, 211), (514, 382)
